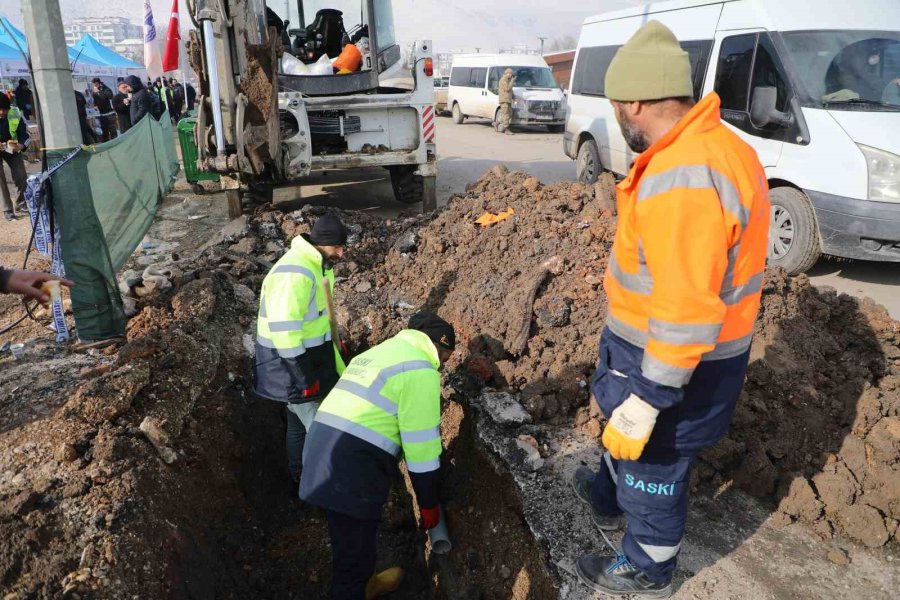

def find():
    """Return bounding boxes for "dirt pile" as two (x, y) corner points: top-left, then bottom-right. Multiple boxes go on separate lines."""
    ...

(334, 165), (619, 424)
(312, 166), (896, 550)
(0, 208), (440, 599)
(697, 270), (900, 548)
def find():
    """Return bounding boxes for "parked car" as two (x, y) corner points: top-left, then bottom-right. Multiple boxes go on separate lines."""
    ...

(565, 0), (900, 274)
(448, 53), (565, 132)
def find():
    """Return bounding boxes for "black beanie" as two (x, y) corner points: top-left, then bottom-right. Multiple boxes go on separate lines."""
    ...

(409, 311), (456, 351)
(309, 213), (348, 246)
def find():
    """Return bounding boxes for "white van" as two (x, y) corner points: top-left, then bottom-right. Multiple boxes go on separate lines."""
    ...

(565, 0), (900, 274)
(449, 53), (566, 132)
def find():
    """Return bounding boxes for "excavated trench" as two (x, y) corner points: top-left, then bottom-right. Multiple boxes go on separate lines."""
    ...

(124, 367), (555, 600)
(144, 392), (555, 600)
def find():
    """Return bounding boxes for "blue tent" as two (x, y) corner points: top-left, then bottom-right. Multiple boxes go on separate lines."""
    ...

(72, 34), (144, 69)
(0, 16), (108, 71)
(0, 42), (21, 60)
(0, 16), (27, 52)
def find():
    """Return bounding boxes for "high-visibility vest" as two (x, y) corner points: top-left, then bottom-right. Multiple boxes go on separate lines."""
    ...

(5, 106), (22, 139)
(254, 235), (341, 402)
(603, 92), (769, 394)
(314, 328), (443, 475)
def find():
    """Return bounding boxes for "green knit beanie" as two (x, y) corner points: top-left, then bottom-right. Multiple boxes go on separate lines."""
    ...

(605, 20), (693, 102)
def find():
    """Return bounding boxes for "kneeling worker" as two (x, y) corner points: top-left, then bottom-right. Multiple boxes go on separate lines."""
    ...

(254, 213), (349, 486)
(300, 312), (455, 600)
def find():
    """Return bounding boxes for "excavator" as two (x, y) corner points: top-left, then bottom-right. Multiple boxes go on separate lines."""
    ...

(186, 0), (437, 216)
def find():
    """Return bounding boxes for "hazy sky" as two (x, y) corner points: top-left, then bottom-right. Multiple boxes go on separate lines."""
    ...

(4, 0), (640, 53)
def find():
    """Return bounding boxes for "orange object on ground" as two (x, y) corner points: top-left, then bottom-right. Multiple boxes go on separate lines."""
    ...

(333, 44), (362, 72)
(475, 207), (515, 228)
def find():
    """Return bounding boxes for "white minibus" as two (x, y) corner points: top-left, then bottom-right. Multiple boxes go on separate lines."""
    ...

(449, 53), (566, 132)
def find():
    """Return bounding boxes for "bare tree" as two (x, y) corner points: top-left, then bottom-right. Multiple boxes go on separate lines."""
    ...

(547, 34), (578, 52)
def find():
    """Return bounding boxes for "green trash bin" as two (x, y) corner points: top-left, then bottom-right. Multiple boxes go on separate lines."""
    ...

(177, 117), (219, 194)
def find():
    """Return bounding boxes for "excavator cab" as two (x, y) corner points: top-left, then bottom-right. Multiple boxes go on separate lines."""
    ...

(273, 0), (402, 95)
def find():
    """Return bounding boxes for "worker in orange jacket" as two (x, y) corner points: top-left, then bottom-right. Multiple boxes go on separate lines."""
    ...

(571, 21), (769, 597)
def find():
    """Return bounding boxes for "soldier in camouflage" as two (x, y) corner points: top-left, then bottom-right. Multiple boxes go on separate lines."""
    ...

(497, 68), (515, 135)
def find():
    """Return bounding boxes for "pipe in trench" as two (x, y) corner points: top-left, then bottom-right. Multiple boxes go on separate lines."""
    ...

(428, 509), (452, 555)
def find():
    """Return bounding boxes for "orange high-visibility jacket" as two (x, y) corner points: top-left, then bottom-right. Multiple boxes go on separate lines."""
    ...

(603, 92), (769, 397)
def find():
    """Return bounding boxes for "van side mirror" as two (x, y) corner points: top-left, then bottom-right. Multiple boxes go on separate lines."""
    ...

(750, 86), (792, 128)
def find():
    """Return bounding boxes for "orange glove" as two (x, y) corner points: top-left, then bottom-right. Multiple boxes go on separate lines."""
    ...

(420, 505), (441, 530)
(601, 394), (659, 461)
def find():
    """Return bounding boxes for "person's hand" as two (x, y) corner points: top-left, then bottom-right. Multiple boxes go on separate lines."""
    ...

(4, 270), (73, 303)
(601, 393), (659, 461)
(6, 140), (19, 152)
(419, 505), (441, 530)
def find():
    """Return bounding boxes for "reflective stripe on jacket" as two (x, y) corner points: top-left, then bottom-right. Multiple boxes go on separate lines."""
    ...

(299, 329), (443, 518)
(603, 92), (769, 408)
(253, 234), (341, 403)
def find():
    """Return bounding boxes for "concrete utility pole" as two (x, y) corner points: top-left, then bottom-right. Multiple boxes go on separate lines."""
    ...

(21, 0), (127, 342)
(21, 0), (83, 152)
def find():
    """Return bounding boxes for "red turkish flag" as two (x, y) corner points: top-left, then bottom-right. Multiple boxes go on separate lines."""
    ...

(162, 0), (181, 73)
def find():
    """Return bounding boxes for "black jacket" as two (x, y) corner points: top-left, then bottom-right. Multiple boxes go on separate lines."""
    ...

(74, 91), (95, 145)
(93, 84), (114, 113)
(14, 85), (32, 114)
(186, 84), (196, 111)
(113, 92), (132, 131)
(125, 76), (152, 125)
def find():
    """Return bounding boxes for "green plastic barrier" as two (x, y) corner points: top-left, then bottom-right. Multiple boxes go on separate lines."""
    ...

(49, 112), (180, 341)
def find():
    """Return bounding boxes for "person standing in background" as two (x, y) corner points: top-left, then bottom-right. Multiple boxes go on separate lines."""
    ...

(496, 68), (515, 135)
(73, 91), (95, 146)
(113, 79), (132, 134)
(0, 94), (30, 221)
(91, 78), (117, 142)
(14, 79), (33, 121)
(186, 82), (197, 112)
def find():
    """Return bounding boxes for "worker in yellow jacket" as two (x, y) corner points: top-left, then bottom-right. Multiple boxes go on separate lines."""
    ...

(254, 213), (349, 487)
(571, 21), (769, 597)
(300, 312), (455, 600)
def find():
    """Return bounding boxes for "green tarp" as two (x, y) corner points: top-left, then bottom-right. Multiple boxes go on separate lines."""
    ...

(50, 113), (180, 341)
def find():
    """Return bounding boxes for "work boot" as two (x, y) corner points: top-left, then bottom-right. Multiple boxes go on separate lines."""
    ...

(571, 467), (625, 532)
(365, 567), (404, 600)
(4, 211), (14, 221)
(576, 553), (673, 598)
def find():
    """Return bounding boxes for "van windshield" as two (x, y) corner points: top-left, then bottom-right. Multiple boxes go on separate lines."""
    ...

(780, 30), (900, 111)
(498, 66), (557, 89)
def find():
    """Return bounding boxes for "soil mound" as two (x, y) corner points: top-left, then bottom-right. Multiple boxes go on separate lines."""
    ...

(320, 166), (899, 549)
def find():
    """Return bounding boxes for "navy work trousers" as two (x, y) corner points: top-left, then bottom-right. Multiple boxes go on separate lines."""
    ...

(589, 328), (750, 583)
(590, 451), (694, 583)
(326, 510), (378, 600)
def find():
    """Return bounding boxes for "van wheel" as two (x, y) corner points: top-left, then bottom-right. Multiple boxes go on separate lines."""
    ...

(548, 124), (564, 134)
(452, 103), (465, 124)
(576, 139), (601, 184)
(768, 187), (821, 275)
(389, 166), (423, 204)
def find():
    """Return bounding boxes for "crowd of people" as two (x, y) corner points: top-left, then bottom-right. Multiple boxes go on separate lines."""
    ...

(1, 74), (197, 220)
(72, 75), (197, 144)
